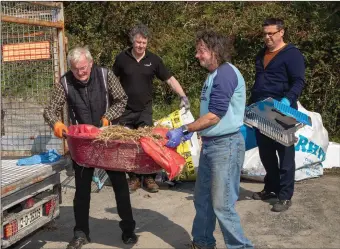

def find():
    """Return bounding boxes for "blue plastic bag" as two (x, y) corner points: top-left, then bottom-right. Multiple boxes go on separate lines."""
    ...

(17, 149), (61, 166)
(240, 124), (258, 151)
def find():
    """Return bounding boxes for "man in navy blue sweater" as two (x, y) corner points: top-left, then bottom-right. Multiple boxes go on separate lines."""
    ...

(250, 18), (306, 212)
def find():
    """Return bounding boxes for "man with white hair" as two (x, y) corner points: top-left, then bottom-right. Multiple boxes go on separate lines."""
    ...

(44, 47), (138, 249)
(112, 23), (190, 193)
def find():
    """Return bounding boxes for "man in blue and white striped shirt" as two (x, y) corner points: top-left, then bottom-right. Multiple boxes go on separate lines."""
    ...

(166, 31), (253, 249)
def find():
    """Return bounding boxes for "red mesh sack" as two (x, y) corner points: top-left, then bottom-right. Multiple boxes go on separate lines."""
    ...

(140, 127), (186, 180)
(68, 124), (101, 138)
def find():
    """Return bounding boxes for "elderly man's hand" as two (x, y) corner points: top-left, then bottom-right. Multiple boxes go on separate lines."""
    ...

(100, 117), (109, 127)
(54, 121), (68, 138)
(179, 96), (190, 111)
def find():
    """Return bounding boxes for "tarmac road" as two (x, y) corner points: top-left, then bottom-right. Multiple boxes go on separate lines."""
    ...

(10, 171), (340, 249)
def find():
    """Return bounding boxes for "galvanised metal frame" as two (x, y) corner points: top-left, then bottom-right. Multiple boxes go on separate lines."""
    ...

(1, 1), (67, 157)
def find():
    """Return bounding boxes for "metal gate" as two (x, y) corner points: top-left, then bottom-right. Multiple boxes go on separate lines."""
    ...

(1, 1), (66, 157)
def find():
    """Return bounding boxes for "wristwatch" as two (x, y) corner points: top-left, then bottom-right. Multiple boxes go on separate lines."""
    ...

(182, 125), (190, 135)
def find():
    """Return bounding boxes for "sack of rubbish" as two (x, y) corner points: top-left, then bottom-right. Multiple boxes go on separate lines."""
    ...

(241, 102), (330, 182)
(322, 142), (340, 169)
(155, 108), (201, 181)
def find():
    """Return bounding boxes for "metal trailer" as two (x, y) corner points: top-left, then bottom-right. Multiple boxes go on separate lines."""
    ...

(1, 2), (67, 247)
(1, 159), (65, 248)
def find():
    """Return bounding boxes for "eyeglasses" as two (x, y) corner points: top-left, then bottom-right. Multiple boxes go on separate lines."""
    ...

(262, 29), (281, 37)
(71, 63), (90, 73)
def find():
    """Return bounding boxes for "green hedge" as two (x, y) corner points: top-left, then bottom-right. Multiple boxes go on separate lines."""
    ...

(64, 2), (340, 141)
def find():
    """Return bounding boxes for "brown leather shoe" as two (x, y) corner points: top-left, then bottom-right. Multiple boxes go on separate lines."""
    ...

(128, 176), (141, 192)
(143, 176), (159, 193)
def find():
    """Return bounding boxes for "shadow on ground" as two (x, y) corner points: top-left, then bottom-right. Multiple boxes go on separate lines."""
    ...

(12, 205), (192, 249)
(158, 180), (257, 202)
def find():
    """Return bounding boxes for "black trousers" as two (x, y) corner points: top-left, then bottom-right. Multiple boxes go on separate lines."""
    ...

(72, 161), (135, 237)
(112, 103), (157, 180)
(255, 130), (296, 200)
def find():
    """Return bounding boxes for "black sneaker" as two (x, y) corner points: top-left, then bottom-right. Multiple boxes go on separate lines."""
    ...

(272, 199), (292, 212)
(122, 232), (138, 244)
(252, 190), (277, 200)
(191, 242), (216, 249)
(66, 231), (90, 249)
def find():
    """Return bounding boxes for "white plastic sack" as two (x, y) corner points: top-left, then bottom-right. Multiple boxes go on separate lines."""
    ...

(322, 142), (340, 169)
(242, 102), (330, 181)
(241, 147), (266, 182)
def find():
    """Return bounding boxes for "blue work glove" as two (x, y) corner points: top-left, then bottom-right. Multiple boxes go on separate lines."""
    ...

(183, 131), (194, 141)
(179, 96), (190, 111)
(17, 149), (61, 166)
(166, 127), (184, 148)
(280, 97), (291, 106)
(165, 126), (193, 148)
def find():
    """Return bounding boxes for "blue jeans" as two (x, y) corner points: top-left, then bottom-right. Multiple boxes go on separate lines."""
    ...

(192, 132), (253, 249)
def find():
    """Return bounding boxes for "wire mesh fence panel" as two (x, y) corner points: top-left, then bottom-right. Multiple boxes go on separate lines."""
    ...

(1, 2), (59, 22)
(1, 2), (65, 157)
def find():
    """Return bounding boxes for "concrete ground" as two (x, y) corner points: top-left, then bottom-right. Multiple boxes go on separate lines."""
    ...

(12, 172), (340, 249)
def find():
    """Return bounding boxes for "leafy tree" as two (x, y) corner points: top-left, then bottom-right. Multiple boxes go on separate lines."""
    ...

(64, 2), (340, 140)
